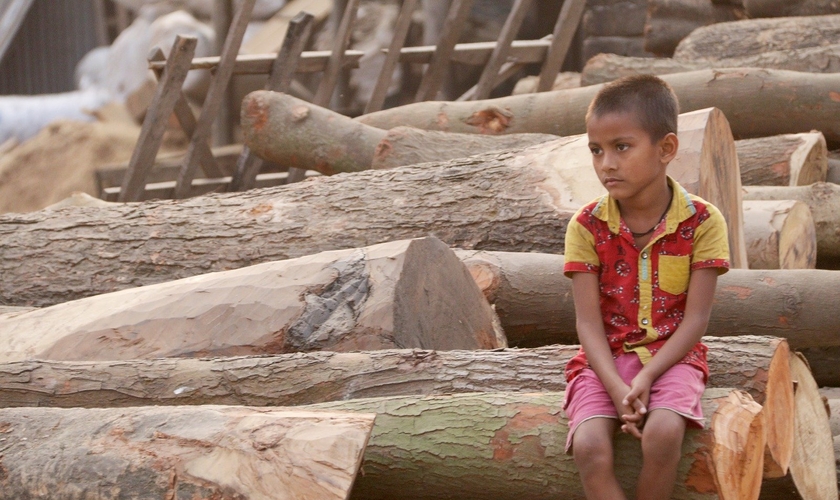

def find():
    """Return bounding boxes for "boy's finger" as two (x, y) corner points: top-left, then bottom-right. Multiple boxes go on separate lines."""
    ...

(632, 399), (647, 414)
(621, 423), (643, 439)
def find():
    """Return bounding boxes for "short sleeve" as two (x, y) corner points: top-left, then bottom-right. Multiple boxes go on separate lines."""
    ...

(691, 203), (730, 274)
(564, 208), (600, 277)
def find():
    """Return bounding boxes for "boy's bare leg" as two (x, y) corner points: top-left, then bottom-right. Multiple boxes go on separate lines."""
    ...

(572, 418), (627, 500)
(636, 409), (687, 500)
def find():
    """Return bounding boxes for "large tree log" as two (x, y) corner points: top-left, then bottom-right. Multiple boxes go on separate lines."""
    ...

(0, 405), (375, 499)
(307, 390), (765, 500)
(0, 108), (745, 307)
(737, 133), (828, 187)
(0, 336), (794, 480)
(743, 0), (840, 17)
(240, 91), (555, 174)
(673, 14), (840, 62)
(643, 0), (746, 57)
(0, 237), (505, 362)
(580, 47), (840, 86)
(456, 250), (840, 353)
(759, 353), (839, 500)
(742, 183), (840, 265)
(354, 68), (840, 145)
(743, 200), (817, 269)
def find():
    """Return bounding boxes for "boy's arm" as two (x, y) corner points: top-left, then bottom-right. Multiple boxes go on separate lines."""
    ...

(572, 272), (644, 431)
(623, 267), (719, 401)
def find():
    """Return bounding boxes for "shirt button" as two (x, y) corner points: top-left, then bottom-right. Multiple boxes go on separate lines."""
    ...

(641, 318), (649, 325)
(641, 252), (648, 259)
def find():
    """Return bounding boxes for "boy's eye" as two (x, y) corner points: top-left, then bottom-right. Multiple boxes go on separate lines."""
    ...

(616, 143), (630, 151)
(589, 146), (602, 155)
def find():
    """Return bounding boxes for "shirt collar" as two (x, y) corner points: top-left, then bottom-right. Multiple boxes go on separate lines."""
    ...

(592, 176), (696, 235)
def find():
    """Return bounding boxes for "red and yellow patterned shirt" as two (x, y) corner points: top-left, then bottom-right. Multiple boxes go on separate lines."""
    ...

(563, 177), (730, 383)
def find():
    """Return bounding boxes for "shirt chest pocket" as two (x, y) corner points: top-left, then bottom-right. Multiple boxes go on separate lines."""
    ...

(658, 255), (690, 295)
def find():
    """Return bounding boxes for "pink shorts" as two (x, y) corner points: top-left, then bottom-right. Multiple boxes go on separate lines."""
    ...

(563, 353), (706, 454)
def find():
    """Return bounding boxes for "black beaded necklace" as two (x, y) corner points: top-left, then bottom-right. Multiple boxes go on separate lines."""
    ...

(629, 191), (672, 238)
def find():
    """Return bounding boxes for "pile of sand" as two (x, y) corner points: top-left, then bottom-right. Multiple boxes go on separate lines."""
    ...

(0, 116), (186, 215)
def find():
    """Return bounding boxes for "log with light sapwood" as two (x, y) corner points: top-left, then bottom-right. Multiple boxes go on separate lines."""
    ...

(240, 91), (555, 174)
(0, 336), (794, 480)
(454, 250), (840, 353)
(580, 46), (840, 86)
(0, 108), (746, 307)
(737, 133), (828, 187)
(759, 353), (838, 500)
(307, 390), (765, 500)
(0, 237), (505, 362)
(0, 405), (375, 499)
(673, 14), (840, 62)
(354, 68), (840, 144)
(743, 200), (816, 270)
(743, 0), (840, 17)
(743, 183), (840, 265)
(643, 0), (746, 56)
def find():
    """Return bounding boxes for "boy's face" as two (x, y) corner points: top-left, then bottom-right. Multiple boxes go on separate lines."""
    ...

(586, 111), (677, 204)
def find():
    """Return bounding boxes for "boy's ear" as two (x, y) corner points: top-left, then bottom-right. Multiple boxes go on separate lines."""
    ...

(659, 132), (679, 163)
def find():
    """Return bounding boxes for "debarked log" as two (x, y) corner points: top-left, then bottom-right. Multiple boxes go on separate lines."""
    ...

(643, 0), (746, 57)
(0, 237), (505, 362)
(737, 133), (828, 187)
(0, 336), (794, 480)
(306, 390), (767, 500)
(742, 183), (840, 265)
(0, 107), (745, 307)
(0, 405), (375, 500)
(580, 48), (840, 86)
(354, 68), (840, 145)
(743, 200), (816, 270)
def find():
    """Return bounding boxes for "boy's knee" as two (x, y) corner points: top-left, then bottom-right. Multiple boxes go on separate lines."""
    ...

(641, 410), (686, 457)
(573, 429), (614, 471)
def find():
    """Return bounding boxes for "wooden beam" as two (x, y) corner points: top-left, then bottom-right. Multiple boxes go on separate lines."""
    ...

(537, 0), (586, 92)
(118, 36), (197, 202)
(364, 0), (419, 113)
(312, 0), (359, 106)
(473, 0), (534, 100)
(174, 0), (257, 199)
(415, 0), (476, 101)
(230, 11), (315, 192)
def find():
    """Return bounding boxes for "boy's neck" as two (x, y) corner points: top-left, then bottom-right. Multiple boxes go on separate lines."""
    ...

(616, 178), (672, 219)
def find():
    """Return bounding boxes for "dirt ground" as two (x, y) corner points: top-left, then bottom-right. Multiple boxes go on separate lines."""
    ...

(0, 113), (186, 215)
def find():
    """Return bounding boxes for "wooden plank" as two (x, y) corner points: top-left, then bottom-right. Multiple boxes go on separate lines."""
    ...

(312, 0), (360, 106)
(364, 0), (419, 114)
(119, 36), (197, 202)
(212, 0), (235, 146)
(457, 60), (524, 101)
(415, 0), (476, 101)
(174, 0), (257, 199)
(148, 48), (224, 179)
(537, 0), (586, 92)
(473, 0), (534, 100)
(241, 0), (332, 54)
(231, 12), (315, 192)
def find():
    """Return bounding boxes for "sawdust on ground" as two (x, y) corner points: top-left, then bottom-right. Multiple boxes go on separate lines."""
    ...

(0, 118), (185, 215)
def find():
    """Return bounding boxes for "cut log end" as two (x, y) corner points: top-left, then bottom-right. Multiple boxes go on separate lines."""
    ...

(710, 390), (766, 500)
(743, 200), (816, 270)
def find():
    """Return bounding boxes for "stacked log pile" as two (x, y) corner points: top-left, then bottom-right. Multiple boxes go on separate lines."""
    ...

(1, 2), (839, 498)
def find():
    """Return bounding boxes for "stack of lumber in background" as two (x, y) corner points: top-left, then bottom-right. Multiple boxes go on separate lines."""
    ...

(1, 0), (840, 498)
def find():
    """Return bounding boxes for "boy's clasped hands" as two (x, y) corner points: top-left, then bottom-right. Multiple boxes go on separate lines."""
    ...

(616, 372), (653, 439)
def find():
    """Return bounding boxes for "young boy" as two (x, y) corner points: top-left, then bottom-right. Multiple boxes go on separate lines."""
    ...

(562, 75), (730, 500)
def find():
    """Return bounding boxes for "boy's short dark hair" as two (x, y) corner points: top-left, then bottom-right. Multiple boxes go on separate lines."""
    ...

(586, 74), (680, 142)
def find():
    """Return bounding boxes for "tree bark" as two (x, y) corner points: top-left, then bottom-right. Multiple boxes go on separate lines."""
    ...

(673, 14), (840, 62)
(355, 68), (840, 145)
(737, 133), (828, 187)
(644, 0), (747, 56)
(0, 336), (793, 481)
(743, 0), (840, 17)
(305, 389), (765, 500)
(743, 200), (817, 270)
(241, 91), (556, 174)
(455, 250), (840, 353)
(0, 405), (375, 500)
(0, 107), (746, 307)
(742, 183), (840, 265)
(580, 46), (840, 86)
(759, 353), (839, 500)
(0, 237), (504, 362)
